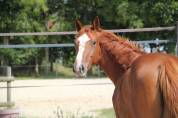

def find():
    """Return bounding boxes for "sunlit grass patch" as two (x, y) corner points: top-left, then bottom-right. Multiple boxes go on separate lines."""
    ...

(52, 107), (95, 118)
(95, 108), (115, 118)
(18, 107), (115, 118)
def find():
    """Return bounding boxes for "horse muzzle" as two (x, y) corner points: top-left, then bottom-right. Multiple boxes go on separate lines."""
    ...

(73, 63), (87, 78)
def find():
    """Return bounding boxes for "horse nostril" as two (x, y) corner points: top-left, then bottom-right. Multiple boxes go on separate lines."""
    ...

(81, 65), (85, 71)
(79, 64), (85, 73)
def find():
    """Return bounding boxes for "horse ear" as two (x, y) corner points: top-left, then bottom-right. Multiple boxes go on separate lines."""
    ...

(92, 16), (101, 31)
(75, 19), (83, 31)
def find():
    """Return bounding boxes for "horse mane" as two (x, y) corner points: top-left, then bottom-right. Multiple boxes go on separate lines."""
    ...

(98, 31), (145, 69)
(99, 30), (145, 54)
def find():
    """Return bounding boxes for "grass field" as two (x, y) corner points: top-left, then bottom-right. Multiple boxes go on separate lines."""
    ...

(19, 108), (115, 118)
(15, 64), (75, 79)
(96, 108), (115, 118)
(15, 64), (105, 79)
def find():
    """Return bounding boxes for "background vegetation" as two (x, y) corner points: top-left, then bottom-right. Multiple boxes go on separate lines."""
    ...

(0, 0), (178, 77)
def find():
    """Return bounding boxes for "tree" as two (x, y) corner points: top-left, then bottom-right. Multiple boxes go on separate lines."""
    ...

(0, 0), (48, 75)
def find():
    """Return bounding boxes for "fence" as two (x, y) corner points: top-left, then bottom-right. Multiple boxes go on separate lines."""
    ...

(0, 66), (14, 108)
(0, 23), (177, 76)
(0, 24), (177, 52)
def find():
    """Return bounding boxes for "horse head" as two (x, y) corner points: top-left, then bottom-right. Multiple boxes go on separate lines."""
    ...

(73, 17), (102, 77)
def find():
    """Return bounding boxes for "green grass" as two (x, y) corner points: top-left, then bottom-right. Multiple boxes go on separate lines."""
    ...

(15, 64), (106, 80)
(53, 64), (76, 78)
(16, 64), (75, 80)
(95, 108), (115, 118)
(18, 108), (115, 118)
(19, 115), (39, 118)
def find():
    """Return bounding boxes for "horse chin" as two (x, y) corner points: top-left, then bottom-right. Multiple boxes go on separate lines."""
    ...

(74, 64), (91, 78)
(76, 72), (87, 78)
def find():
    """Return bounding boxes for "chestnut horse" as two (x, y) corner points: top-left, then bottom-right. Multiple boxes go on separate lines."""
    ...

(73, 17), (178, 118)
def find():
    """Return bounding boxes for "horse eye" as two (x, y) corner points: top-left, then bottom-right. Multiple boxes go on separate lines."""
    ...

(91, 40), (96, 46)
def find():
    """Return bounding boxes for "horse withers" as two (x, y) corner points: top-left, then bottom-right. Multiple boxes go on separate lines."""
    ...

(73, 17), (178, 118)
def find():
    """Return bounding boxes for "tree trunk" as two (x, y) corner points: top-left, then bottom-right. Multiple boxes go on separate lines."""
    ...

(35, 56), (39, 75)
(45, 47), (49, 74)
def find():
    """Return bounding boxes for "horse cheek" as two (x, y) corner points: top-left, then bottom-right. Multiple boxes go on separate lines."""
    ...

(92, 46), (102, 64)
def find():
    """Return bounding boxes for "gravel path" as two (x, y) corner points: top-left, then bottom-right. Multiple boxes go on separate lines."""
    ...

(1, 78), (114, 117)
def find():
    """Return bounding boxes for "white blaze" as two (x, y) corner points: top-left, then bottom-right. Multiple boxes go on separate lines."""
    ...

(76, 33), (91, 68)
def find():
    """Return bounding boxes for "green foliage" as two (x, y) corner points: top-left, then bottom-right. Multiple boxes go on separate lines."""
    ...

(0, 48), (37, 65)
(0, 0), (48, 66)
(0, 0), (178, 75)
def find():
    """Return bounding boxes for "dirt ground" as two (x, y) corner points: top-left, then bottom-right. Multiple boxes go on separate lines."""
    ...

(1, 78), (114, 117)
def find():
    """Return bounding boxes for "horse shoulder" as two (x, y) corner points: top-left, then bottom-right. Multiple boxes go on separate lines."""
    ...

(130, 53), (163, 80)
(127, 53), (167, 117)
(131, 53), (178, 77)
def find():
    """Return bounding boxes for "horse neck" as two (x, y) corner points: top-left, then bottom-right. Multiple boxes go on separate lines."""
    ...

(98, 50), (125, 86)
(97, 32), (144, 85)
